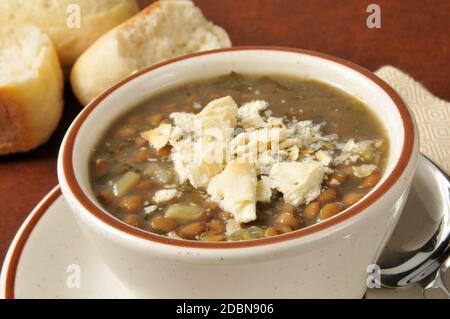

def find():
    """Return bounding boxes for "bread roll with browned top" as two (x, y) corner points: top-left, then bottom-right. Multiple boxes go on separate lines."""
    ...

(71, 0), (232, 105)
(0, 0), (139, 69)
(0, 26), (64, 155)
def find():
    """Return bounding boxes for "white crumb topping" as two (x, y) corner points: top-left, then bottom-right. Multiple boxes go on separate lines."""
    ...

(237, 100), (269, 129)
(139, 96), (385, 224)
(141, 123), (172, 150)
(144, 205), (158, 214)
(270, 161), (324, 206)
(153, 189), (181, 203)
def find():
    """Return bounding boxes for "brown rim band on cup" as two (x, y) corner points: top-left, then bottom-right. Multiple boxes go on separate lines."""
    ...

(61, 47), (415, 249)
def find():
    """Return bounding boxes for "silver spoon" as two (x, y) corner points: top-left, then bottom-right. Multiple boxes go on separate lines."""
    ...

(377, 154), (450, 298)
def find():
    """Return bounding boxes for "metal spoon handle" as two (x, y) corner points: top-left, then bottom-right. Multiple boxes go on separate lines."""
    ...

(380, 154), (450, 290)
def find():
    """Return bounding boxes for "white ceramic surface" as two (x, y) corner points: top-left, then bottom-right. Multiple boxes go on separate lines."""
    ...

(57, 48), (419, 298)
(0, 187), (130, 298)
(4, 156), (449, 299)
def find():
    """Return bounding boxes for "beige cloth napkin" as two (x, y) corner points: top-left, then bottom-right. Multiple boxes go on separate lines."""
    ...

(375, 66), (450, 175)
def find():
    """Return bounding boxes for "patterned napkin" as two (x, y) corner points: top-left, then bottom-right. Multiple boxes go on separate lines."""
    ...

(375, 66), (450, 175)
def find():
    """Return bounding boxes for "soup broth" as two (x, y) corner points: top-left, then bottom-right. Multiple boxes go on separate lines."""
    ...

(90, 73), (389, 241)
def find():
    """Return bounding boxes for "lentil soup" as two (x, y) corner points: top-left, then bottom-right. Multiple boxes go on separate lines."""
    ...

(90, 73), (389, 242)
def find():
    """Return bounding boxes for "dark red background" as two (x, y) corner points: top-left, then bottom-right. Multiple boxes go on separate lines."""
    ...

(1, 0), (449, 267)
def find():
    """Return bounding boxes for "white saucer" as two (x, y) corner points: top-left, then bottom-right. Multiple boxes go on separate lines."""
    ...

(1, 156), (448, 299)
(0, 187), (131, 298)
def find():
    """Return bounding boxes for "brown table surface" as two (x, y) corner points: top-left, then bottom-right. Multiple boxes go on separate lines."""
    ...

(1, 0), (449, 269)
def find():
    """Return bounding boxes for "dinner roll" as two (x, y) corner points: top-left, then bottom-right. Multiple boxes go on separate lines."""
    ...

(0, 0), (139, 68)
(71, 0), (232, 105)
(0, 25), (64, 155)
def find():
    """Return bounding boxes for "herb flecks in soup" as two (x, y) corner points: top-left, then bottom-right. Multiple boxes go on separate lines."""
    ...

(90, 73), (389, 241)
